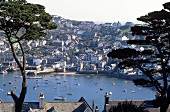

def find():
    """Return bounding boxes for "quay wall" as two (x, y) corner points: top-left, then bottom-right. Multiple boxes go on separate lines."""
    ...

(26, 67), (148, 81)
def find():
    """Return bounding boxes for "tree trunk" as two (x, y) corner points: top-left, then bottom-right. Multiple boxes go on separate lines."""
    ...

(8, 38), (27, 112)
(160, 103), (169, 112)
(11, 70), (27, 112)
(160, 97), (169, 112)
(15, 102), (23, 112)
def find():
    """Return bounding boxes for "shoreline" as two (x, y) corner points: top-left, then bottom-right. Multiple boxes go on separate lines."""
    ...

(33, 70), (148, 81)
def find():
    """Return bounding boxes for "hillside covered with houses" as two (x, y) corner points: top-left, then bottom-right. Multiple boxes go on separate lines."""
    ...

(0, 15), (146, 77)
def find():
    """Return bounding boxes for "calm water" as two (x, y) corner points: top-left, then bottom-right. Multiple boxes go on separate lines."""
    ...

(0, 71), (156, 111)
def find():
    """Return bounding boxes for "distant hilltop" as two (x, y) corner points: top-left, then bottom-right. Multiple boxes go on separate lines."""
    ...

(51, 15), (136, 25)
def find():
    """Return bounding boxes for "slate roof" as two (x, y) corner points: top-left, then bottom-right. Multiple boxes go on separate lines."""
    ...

(0, 97), (93, 112)
(46, 102), (86, 112)
(0, 102), (15, 112)
(107, 100), (170, 112)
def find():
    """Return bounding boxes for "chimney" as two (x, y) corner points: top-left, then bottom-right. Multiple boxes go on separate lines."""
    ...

(95, 106), (99, 112)
(104, 92), (109, 112)
(39, 92), (44, 109)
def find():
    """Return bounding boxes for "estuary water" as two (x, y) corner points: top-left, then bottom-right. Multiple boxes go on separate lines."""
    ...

(0, 71), (156, 111)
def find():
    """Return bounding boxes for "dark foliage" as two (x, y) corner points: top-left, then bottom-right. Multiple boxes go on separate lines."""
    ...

(108, 2), (170, 112)
(108, 101), (149, 112)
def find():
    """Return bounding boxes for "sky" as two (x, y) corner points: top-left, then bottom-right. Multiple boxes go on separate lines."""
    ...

(27, 0), (170, 24)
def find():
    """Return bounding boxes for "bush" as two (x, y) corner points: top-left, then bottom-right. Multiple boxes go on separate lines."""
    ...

(108, 101), (149, 112)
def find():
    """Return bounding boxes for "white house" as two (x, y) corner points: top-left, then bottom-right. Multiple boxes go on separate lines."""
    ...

(33, 58), (42, 66)
(0, 41), (4, 46)
(31, 41), (39, 47)
(39, 40), (47, 46)
(77, 30), (84, 35)
(91, 55), (102, 64)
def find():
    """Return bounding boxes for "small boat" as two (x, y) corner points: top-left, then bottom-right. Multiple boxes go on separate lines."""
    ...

(45, 82), (48, 84)
(57, 82), (61, 84)
(112, 82), (116, 86)
(9, 81), (13, 84)
(15, 79), (18, 82)
(76, 83), (80, 86)
(15, 76), (19, 78)
(64, 80), (68, 82)
(149, 91), (152, 93)
(100, 88), (103, 90)
(67, 92), (73, 95)
(15, 76), (22, 78)
(109, 92), (112, 95)
(27, 76), (42, 79)
(33, 86), (36, 89)
(37, 84), (40, 87)
(14, 86), (18, 89)
(54, 96), (66, 100)
(56, 77), (60, 80)
(124, 80), (128, 83)
(123, 89), (127, 92)
(95, 82), (98, 86)
(131, 90), (135, 93)
(0, 70), (8, 75)
(0, 89), (3, 91)
(7, 92), (11, 96)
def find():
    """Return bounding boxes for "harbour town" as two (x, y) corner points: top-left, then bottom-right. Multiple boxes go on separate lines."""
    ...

(0, 0), (170, 112)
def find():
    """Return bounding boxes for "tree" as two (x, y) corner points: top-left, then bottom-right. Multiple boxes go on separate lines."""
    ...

(107, 2), (170, 112)
(0, 0), (57, 112)
(108, 101), (148, 112)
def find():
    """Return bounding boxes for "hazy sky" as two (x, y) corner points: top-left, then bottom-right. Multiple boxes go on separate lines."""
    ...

(27, 0), (170, 23)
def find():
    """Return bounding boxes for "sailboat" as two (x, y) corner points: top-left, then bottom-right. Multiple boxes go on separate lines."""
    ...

(67, 82), (73, 95)
(54, 84), (66, 100)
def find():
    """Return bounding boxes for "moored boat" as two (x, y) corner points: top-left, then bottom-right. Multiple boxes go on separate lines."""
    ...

(27, 76), (43, 79)
(54, 96), (66, 100)
(0, 70), (8, 75)
(67, 92), (73, 95)
(7, 92), (11, 96)
(112, 82), (116, 86)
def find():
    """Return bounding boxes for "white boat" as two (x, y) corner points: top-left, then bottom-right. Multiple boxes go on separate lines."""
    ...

(54, 96), (66, 100)
(109, 92), (112, 95)
(64, 80), (68, 82)
(112, 82), (116, 86)
(123, 89), (127, 92)
(67, 92), (73, 95)
(76, 83), (80, 86)
(36, 84), (40, 87)
(124, 80), (128, 83)
(27, 76), (43, 79)
(7, 92), (11, 95)
(0, 70), (8, 75)
(67, 82), (73, 95)
(15, 76), (22, 78)
(56, 77), (60, 80)
(54, 83), (66, 100)
(131, 90), (136, 93)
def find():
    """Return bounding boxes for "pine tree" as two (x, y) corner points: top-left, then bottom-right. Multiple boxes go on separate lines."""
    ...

(0, 0), (57, 111)
(108, 2), (170, 112)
